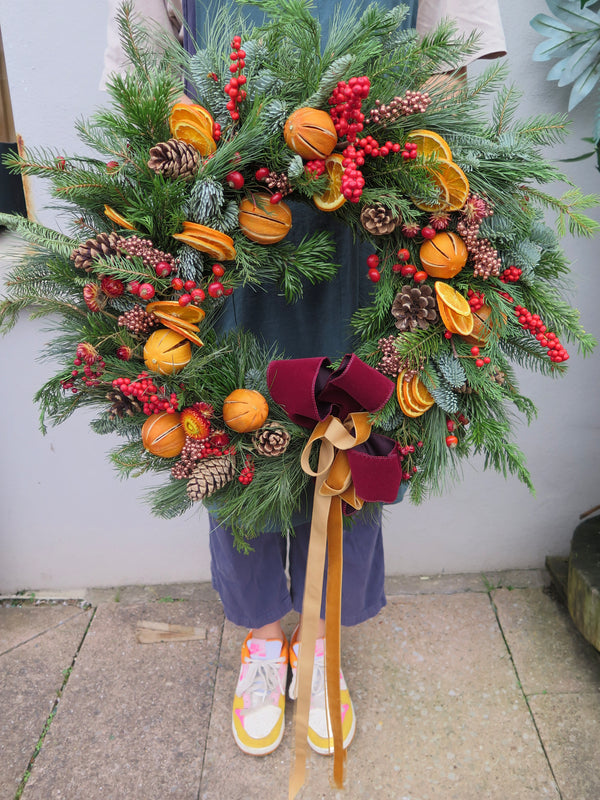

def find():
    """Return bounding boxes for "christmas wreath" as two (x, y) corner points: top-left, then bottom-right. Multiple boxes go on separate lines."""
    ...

(1, 0), (597, 547)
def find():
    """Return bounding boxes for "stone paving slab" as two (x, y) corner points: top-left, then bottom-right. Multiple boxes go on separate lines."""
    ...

(20, 598), (224, 800)
(528, 692), (600, 800)
(385, 569), (548, 597)
(0, 607), (92, 800)
(200, 594), (559, 800)
(493, 588), (600, 695)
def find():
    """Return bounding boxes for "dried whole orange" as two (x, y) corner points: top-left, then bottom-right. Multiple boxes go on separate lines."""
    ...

(284, 107), (338, 160)
(223, 389), (269, 432)
(420, 232), (468, 279)
(461, 303), (507, 345)
(141, 411), (186, 457)
(143, 328), (192, 375)
(238, 194), (292, 244)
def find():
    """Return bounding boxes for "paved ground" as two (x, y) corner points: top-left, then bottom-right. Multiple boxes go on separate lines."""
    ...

(1, 571), (599, 800)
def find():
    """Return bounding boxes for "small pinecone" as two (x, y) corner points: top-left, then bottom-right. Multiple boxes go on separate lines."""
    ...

(456, 383), (474, 394)
(360, 205), (400, 235)
(71, 231), (122, 272)
(253, 423), (291, 457)
(391, 285), (438, 332)
(118, 304), (160, 334)
(187, 455), (235, 502)
(148, 139), (200, 180)
(490, 367), (506, 385)
(106, 389), (143, 419)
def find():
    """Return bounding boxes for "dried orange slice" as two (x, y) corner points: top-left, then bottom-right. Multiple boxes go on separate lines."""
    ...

(397, 370), (431, 417)
(170, 103), (214, 134)
(159, 318), (204, 346)
(313, 153), (346, 212)
(173, 221), (236, 261)
(438, 303), (474, 336)
(104, 204), (135, 230)
(406, 129), (453, 161)
(410, 375), (435, 409)
(170, 122), (217, 156)
(434, 281), (471, 316)
(146, 301), (205, 326)
(433, 159), (470, 211)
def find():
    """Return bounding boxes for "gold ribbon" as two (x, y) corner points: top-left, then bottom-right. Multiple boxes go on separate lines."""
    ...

(289, 411), (372, 800)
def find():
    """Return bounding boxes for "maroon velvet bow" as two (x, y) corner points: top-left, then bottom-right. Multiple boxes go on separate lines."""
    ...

(266, 353), (404, 503)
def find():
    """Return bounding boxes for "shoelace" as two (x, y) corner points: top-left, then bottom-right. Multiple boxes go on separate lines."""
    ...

(237, 655), (287, 710)
(289, 649), (327, 705)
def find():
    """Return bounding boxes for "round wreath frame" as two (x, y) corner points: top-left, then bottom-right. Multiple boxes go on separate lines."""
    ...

(0, 0), (596, 546)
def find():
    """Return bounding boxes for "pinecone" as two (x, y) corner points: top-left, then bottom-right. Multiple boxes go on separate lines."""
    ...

(456, 383), (475, 394)
(148, 139), (200, 180)
(106, 389), (143, 419)
(391, 285), (438, 332)
(253, 423), (291, 457)
(186, 455), (235, 501)
(490, 367), (506, 385)
(71, 231), (122, 272)
(118, 304), (160, 334)
(360, 205), (400, 235)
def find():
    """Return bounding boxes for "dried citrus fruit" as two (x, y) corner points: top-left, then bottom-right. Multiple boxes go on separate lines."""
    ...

(397, 371), (430, 417)
(170, 103), (214, 134)
(438, 303), (474, 336)
(146, 300), (205, 326)
(410, 375), (435, 409)
(419, 232), (468, 279)
(170, 122), (217, 156)
(173, 221), (236, 261)
(406, 129), (453, 161)
(104, 204), (135, 230)
(411, 172), (450, 212)
(433, 159), (470, 211)
(313, 153), (346, 212)
(434, 281), (471, 316)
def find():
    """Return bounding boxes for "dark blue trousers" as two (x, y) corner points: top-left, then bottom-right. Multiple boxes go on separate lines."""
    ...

(209, 507), (386, 628)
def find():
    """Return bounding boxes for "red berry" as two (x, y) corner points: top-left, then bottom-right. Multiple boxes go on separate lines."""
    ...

(178, 293), (192, 306)
(421, 226), (436, 239)
(191, 287), (206, 302)
(208, 281), (224, 298)
(446, 420), (455, 432)
(470, 346), (480, 356)
(270, 192), (283, 204)
(155, 261), (172, 278)
(184, 280), (197, 291)
(223, 286), (234, 296)
(392, 263), (403, 273)
(366, 254), (380, 269)
(444, 331), (453, 339)
(367, 268), (381, 282)
(475, 358), (485, 368)
(446, 435), (458, 448)
(400, 264), (417, 277)
(56, 157), (66, 170)
(171, 277), (184, 291)
(212, 263), (225, 277)
(225, 170), (245, 190)
(413, 271), (428, 283)
(397, 248), (410, 261)
(128, 281), (141, 295)
(138, 283), (155, 300)
(255, 167), (270, 180)
(106, 160), (119, 173)
(483, 356), (491, 365)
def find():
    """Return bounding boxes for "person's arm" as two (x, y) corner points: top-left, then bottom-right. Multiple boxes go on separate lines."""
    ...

(99, 0), (183, 90)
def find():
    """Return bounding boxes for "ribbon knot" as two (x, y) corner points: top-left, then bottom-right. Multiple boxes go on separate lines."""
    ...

(267, 355), (405, 799)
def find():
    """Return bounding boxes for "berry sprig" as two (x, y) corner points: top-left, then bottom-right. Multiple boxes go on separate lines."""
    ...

(467, 289), (485, 311)
(61, 343), (106, 393)
(341, 137), (401, 202)
(112, 373), (179, 414)
(328, 77), (371, 142)
(369, 90), (431, 125)
(514, 305), (569, 363)
(398, 441), (422, 482)
(500, 265), (523, 283)
(238, 453), (255, 485)
(171, 263), (233, 306)
(304, 159), (326, 177)
(224, 36), (247, 121)
(469, 345), (492, 369)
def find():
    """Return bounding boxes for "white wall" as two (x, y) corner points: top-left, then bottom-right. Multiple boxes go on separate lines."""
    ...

(0, 0), (598, 591)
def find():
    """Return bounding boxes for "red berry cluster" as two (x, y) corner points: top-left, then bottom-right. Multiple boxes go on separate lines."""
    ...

(213, 122), (222, 142)
(304, 159), (326, 177)
(224, 36), (247, 121)
(328, 77), (371, 142)
(500, 265), (523, 283)
(514, 305), (569, 363)
(401, 141), (418, 161)
(171, 264), (232, 306)
(112, 373), (179, 414)
(470, 345), (492, 368)
(61, 343), (106, 393)
(467, 289), (485, 311)
(239, 453), (255, 485)
(341, 135), (402, 202)
(129, 281), (156, 301)
(398, 441), (422, 482)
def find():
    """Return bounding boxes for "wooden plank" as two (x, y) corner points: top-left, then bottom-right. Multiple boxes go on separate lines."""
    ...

(136, 620), (207, 644)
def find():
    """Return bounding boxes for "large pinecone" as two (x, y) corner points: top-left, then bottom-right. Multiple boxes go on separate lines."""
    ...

(253, 423), (291, 457)
(360, 205), (400, 235)
(391, 284), (438, 332)
(148, 139), (200, 180)
(187, 455), (235, 502)
(106, 389), (143, 420)
(71, 231), (121, 272)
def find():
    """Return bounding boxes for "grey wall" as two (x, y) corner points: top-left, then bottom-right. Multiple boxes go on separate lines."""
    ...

(0, 0), (598, 591)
